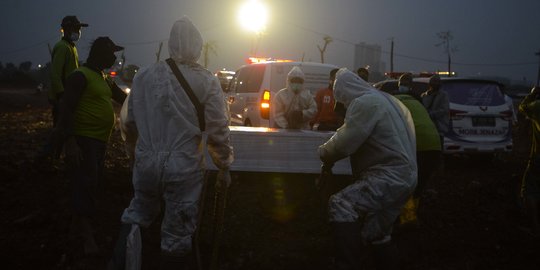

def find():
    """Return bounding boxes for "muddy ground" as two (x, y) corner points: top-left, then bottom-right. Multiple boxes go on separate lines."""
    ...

(0, 87), (539, 270)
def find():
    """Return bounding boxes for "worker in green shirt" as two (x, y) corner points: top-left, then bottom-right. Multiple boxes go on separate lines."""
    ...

(50, 37), (126, 256)
(519, 86), (540, 237)
(49, 15), (88, 126)
(394, 73), (441, 225)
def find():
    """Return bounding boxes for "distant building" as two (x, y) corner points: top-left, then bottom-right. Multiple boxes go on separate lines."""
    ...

(354, 42), (385, 81)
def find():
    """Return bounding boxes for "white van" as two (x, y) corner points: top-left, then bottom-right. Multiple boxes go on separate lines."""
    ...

(225, 61), (338, 127)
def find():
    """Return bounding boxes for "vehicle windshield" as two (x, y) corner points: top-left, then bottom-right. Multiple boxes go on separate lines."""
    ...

(442, 82), (505, 106)
(235, 65), (266, 93)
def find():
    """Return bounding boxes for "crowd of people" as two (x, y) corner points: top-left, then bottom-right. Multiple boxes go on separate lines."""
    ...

(41, 14), (540, 270)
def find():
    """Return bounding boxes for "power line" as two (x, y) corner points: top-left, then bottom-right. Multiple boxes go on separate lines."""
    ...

(2, 24), (538, 69)
(0, 36), (56, 56)
(120, 39), (167, 46)
(284, 21), (538, 68)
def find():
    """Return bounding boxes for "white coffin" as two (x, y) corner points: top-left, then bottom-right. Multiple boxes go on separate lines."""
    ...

(206, 126), (352, 175)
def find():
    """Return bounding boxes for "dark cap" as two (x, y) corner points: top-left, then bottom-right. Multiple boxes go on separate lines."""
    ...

(92, 37), (124, 53)
(61, 16), (89, 28)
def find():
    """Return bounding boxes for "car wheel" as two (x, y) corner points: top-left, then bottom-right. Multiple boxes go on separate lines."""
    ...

(244, 119), (252, 127)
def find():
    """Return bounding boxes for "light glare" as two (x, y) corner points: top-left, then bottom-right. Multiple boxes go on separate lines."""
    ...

(238, 1), (268, 34)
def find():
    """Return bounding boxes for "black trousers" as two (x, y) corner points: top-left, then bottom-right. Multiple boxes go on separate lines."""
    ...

(66, 136), (107, 217)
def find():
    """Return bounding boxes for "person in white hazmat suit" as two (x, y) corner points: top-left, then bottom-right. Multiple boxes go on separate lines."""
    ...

(108, 16), (233, 270)
(318, 68), (417, 270)
(272, 66), (317, 129)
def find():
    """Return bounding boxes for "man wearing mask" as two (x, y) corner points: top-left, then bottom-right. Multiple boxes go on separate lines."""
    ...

(50, 37), (127, 256)
(108, 16), (233, 269)
(311, 68), (343, 131)
(421, 74), (450, 148)
(397, 72), (422, 102)
(272, 66), (317, 129)
(319, 68), (417, 270)
(49, 16), (88, 126)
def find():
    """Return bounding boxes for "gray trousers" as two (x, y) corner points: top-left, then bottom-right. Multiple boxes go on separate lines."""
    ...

(328, 175), (410, 242)
(121, 151), (204, 255)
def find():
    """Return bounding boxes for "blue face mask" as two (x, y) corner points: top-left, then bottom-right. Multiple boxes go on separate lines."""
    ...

(290, 83), (302, 93)
(398, 85), (409, 93)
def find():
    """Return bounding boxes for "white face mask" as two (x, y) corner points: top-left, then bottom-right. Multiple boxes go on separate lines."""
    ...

(70, 31), (81, 42)
(290, 83), (302, 93)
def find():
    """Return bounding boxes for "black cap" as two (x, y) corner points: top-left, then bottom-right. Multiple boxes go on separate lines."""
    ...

(92, 37), (124, 53)
(61, 16), (89, 28)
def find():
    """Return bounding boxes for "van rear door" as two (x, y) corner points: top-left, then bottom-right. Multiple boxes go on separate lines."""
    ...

(228, 64), (266, 126)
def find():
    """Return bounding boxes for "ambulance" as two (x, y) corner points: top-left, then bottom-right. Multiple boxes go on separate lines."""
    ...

(225, 58), (338, 127)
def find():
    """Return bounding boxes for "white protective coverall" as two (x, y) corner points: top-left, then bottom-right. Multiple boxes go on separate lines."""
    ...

(272, 66), (317, 129)
(318, 68), (417, 242)
(120, 16), (234, 255)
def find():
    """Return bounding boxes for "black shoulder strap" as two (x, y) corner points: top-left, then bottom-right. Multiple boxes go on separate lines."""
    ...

(166, 58), (206, 131)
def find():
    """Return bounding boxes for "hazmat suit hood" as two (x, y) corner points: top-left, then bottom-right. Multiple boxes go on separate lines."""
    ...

(333, 68), (375, 108)
(271, 66), (317, 129)
(168, 16), (202, 63)
(286, 66), (306, 91)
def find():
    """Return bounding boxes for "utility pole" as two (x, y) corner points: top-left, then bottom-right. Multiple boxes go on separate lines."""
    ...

(47, 43), (52, 57)
(436, 31), (457, 77)
(536, 49), (540, 86)
(390, 38), (394, 73)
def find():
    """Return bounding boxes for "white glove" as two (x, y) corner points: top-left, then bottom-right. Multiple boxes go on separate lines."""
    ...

(216, 169), (231, 189)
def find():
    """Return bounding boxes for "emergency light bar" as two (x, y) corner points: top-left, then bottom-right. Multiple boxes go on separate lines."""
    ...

(246, 57), (293, 64)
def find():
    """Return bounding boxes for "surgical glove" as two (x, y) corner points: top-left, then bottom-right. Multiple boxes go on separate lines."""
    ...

(292, 110), (303, 123)
(64, 136), (82, 168)
(216, 169), (231, 189)
(321, 162), (334, 174)
(316, 163), (334, 191)
(318, 146), (334, 165)
(287, 110), (303, 129)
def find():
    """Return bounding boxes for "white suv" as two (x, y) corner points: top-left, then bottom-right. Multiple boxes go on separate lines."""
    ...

(374, 77), (514, 154)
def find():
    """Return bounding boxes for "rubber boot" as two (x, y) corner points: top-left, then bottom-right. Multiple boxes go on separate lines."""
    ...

(332, 222), (364, 270)
(371, 239), (399, 270)
(107, 223), (134, 270)
(160, 251), (188, 270)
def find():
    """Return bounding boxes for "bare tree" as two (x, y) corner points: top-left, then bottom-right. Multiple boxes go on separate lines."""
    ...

(317, 35), (333, 63)
(156, 42), (163, 63)
(18, 61), (32, 73)
(203, 41), (218, 68)
(435, 31), (458, 76)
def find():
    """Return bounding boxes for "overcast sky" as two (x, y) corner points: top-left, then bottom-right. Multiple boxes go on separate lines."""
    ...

(1, 0), (539, 84)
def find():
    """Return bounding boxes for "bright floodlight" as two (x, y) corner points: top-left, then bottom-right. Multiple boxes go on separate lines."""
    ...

(238, 0), (268, 34)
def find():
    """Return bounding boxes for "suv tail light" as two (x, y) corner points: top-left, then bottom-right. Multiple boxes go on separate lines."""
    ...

(449, 109), (467, 120)
(499, 110), (513, 121)
(260, 90), (271, 119)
